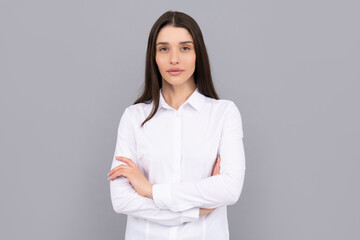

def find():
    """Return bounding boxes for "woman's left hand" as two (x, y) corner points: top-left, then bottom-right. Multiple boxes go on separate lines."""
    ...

(107, 156), (153, 199)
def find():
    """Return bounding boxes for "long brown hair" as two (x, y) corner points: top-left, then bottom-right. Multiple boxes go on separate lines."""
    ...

(134, 11), (219, 127)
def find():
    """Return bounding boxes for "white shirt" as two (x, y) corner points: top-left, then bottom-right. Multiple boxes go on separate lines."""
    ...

(110, 87), (246, 240)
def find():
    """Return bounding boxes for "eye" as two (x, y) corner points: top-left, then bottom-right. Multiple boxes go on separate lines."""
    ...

(182, 47), (191, 51)
(159, 47), (168, 52)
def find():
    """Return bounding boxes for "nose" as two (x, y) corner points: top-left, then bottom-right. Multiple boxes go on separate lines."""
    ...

(170, 58), (179, 64)
(170, 50), (179, 64)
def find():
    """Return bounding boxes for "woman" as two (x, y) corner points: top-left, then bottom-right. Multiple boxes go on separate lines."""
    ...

(107, 10), (246, 240)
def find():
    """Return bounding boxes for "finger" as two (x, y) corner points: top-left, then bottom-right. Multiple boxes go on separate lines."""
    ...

(211, 155), (221, 176)
(115, 156), (132, 163)
(108, 169), (130, 180)
(215, 161), (220, 175)
(218, 156), (221, 173)
(108, 157), (135, 176)
(115, 156), (136, 167)
(108, 164), (126, 176)
(212, 155), (219, 169)
(108, 166), (120, 176)
(108, 165), (131, 176)
(115, 156), (130, 161)
(214, 163), (220, 175)
(108, 170), (123, 181)
(212, 162), (216, 175)
(212, 163), (219, 176)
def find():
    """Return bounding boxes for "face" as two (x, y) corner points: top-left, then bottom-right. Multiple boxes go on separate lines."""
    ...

(155, 26), (196, 87)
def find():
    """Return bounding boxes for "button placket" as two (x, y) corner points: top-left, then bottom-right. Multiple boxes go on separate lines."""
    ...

(174, 111), (182, 182)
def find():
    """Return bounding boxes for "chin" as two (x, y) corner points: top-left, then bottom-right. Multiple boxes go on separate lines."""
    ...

(163, 75), (194, 86)
(164, 79), (191, 86)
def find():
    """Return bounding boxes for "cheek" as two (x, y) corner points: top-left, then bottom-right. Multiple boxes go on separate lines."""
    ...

(187, 55), (196, 69)
(155, 56), (166, 71)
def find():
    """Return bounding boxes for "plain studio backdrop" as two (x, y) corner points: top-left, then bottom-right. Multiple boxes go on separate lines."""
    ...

(0, 0), (359, 239)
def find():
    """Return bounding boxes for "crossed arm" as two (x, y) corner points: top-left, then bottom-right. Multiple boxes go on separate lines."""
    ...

(109, 165), (200, 226)
(108, 102), (245, 225)
(109, 154), (221, 224)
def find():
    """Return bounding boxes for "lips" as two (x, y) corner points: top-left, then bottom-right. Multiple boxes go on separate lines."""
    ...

(167, 68), (184, 76)
(167, 68), (184, 72)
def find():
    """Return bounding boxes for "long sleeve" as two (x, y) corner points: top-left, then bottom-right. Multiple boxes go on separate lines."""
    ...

(109, 107), (200, 226)
(152, 101), (246, 212)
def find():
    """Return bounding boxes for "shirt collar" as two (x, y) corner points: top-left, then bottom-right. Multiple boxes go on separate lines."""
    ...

(159, 87), (205, 112)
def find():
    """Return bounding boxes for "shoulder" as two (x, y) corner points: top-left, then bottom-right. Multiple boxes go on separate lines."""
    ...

(206, 98), (244, 138)
(125, 102), (152, 116)
(203, 96), (243, 132)
(121, 102), (153, 128)
(203, 96), (241, 115)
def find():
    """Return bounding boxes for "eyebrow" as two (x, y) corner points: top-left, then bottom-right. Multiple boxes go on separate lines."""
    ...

(156, 41), (194, 46)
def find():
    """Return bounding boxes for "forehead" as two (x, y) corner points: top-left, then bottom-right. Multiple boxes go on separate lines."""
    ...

(156, 26), (193, 43)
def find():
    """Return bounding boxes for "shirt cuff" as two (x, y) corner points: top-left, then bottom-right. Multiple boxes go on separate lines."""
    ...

(153, 183), (173, 209)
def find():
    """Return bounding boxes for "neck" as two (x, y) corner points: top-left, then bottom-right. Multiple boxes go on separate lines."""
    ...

(161, 80), (196, 110)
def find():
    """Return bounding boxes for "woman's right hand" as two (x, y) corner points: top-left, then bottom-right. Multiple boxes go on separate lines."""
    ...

(199, 154), (221, 216)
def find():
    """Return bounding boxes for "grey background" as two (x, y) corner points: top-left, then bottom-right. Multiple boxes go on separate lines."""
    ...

(0, 0), (359, 239)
